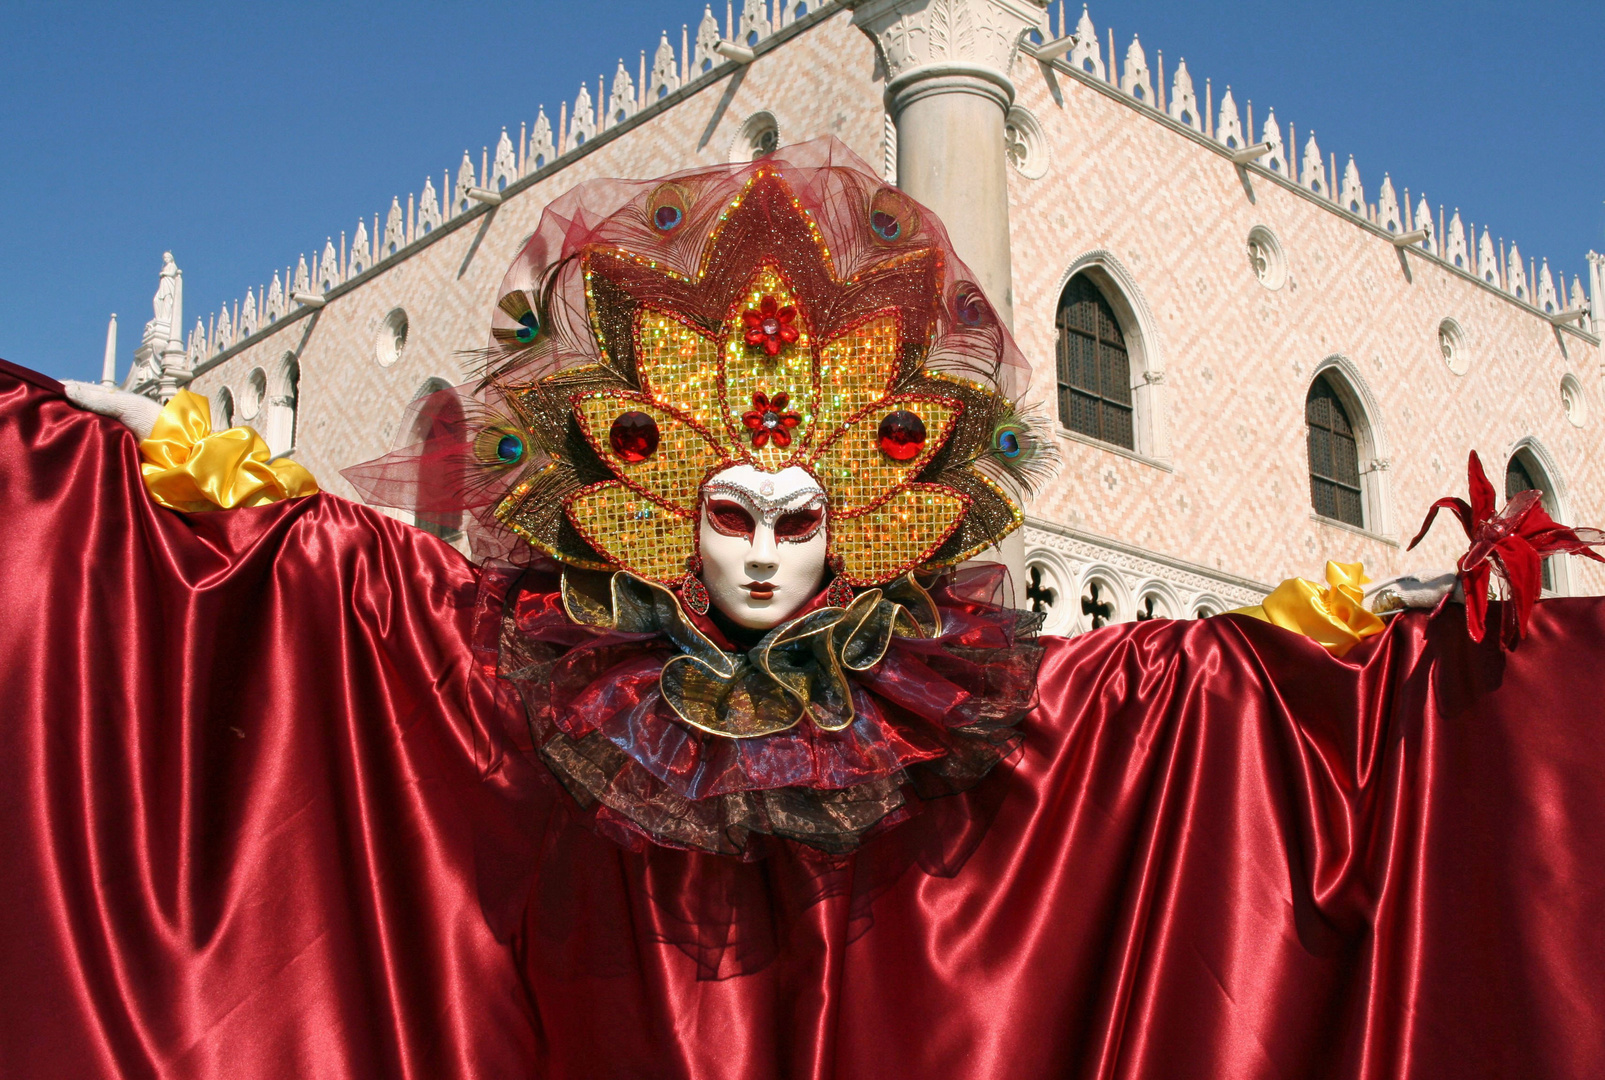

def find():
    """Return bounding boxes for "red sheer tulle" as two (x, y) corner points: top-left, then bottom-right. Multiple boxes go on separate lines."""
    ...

(7, 361), (1605, 1077)
(340, 138), (1045, 575)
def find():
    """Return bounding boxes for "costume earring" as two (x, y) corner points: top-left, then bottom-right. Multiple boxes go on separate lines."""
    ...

(683, 554), (709, 616)
(825, 553), (854, 608)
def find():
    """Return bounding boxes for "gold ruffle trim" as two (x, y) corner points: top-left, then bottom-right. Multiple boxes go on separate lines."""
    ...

(561, 568), (942, 738)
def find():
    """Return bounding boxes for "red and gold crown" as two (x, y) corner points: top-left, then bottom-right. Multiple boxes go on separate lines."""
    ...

(472, 138), (1048, 588)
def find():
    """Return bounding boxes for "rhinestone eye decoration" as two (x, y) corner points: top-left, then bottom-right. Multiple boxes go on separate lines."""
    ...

(609, 411), (660, 463)
(876, 409), (927, 462)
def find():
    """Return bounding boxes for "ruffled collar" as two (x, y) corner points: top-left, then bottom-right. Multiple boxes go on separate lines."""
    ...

(559, 569), (944, 738)
(492, 560), (1043, 856)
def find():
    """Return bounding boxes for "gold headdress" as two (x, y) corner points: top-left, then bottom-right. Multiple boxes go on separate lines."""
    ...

(469, 138), (1049, 588)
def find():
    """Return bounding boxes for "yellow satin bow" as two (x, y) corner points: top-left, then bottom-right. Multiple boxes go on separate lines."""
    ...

(1230, 561), (1384, 657)
(139, 390), (319, 512)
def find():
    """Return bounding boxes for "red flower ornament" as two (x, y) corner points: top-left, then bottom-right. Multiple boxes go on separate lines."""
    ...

(741, 391), (801, 450)
(1408, 450), (1605, 647)
(742, 295), (800, 357)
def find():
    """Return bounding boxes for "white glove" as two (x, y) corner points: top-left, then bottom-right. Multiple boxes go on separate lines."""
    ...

(62, 381), (165, 442)
(1366, 572), (1460, 613)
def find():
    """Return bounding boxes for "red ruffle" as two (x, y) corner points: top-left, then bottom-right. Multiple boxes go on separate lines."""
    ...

(486, 561), (1042, 856)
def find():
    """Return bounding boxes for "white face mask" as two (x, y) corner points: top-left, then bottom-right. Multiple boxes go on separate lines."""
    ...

(698, 464), (828, 630)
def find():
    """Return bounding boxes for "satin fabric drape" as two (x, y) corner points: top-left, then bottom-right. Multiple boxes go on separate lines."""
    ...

(4, 360), (1604, 1079)
(0, 363), (544, 1077)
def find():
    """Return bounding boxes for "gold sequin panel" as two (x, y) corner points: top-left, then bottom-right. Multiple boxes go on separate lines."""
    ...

(832, 484), (968, 585)
(573, 392), (725, 511)
(813, 395), (961, 514)
(720, 265), (814, 471)
(635, 310), (725, 436)
(814, 313), (902, 438)
(565, 481), (696, 583)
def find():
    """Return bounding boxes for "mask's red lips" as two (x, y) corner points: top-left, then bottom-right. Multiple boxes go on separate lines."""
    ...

(742, 581), (775, 600)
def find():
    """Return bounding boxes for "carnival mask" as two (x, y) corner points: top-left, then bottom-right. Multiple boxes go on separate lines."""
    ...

(698, 464), (827, 628)
(459, 144), (1051, 622)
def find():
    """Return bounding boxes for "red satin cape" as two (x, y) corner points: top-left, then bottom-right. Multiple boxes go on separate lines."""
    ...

(3, 361), (1603, 1079)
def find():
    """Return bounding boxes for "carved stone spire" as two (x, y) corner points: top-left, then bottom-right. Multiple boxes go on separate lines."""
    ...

(1377, 174), (1402, 232)
(1537, 259), (1559, 313)
(492, 128), (517, 190)
(1119, 34), (1151, 103)
(1477, 228), (1499, 284)
(1069, 4), (1102, 78)
(607, 59), (637, 128)
(1301, 131), (1327, 196)
(649, 32), (680, 100)
(1444, 209), (1468, 269)
(1167, 58), (1200, 131)
(1215, 86), (1244, 149)
(693, 6), (722, 75)
(1338, 155), (1364, 216)
(570, 82), (597, 146)
(529, 108), (555, 170)
(100, 314), (117, 388)
(1259, 108), (1285, 175)
(1506, 242), (1528, 299)
(383, 197), (405, 256)
(452, 152), (476, 217)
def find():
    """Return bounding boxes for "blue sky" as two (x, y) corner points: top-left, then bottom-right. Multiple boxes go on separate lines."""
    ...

(3, 1), (1600, 383)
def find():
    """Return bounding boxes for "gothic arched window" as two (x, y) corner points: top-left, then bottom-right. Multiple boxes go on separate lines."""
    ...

(1306, 374), (1363, 527)
(1055, 275), (1134, 449)
(1505, 452), (1556, 591)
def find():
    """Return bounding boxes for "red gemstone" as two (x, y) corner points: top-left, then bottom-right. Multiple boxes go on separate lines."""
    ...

(877, 409), (926, 461)
(609, 410), (659, 463)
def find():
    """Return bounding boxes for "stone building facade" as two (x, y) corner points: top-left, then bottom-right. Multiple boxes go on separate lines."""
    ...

(115, 0), (1605, 634)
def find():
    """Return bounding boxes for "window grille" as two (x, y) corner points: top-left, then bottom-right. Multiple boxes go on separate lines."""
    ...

(1056, 276), (1135, 449)
(1306, 375), (1363, 527)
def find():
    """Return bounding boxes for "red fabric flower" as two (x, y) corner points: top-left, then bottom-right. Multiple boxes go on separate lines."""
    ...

(742, 295), (800, 357)
(1408, 450), (1605, 647)
(741, 391), (801, 449)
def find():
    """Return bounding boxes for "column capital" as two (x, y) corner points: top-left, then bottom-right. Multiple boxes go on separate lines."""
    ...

(848, 0), (1049, 111)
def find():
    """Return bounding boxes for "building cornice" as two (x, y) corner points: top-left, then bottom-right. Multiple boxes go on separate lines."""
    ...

(1031, 52), (1599, 346)
(191, 1), (848, 379)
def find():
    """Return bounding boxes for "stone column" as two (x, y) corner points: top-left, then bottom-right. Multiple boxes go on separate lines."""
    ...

(849, 0), (1047, 592)
(849, 0), (1046, 328)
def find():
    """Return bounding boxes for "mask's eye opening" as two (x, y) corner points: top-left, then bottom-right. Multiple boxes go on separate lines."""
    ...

(707, 499), (757, 540)
(774, 506), (824, 540)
